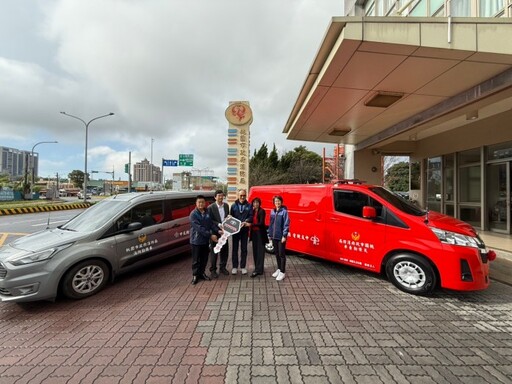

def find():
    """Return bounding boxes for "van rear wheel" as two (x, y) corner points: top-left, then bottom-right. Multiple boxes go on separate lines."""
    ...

(61, 260), (109, 300)
(386, 254), (436, 295)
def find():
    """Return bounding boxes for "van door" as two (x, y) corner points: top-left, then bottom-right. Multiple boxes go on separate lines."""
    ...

(166, 197), (196, 250)
(327, 189), (386, 272)
(115, 200), (170, 270)
(283, 187), (328, 260)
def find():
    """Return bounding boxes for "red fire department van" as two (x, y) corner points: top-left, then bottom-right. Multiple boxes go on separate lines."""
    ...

(249, 181), (496, 295)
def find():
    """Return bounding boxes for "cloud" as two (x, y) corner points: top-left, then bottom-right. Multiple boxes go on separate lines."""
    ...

(0, 0), (342, 179)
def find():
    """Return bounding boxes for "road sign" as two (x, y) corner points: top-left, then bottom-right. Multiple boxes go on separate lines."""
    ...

(162, 159), (178, 167)
(179, 154), (194, 166)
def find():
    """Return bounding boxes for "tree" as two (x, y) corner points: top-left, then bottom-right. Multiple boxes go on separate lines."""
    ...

(279, 146), (322, 184)
(249, 143), (322, 186)
(68, 170), (87, 189)
(249, 143), (286, 187)
(384, 161), (409, 191)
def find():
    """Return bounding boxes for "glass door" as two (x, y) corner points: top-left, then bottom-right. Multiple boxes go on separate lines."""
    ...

(487, 162), (510, 233)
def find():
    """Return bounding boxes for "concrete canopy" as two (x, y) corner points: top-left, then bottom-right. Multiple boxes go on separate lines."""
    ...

(284, 17), (512, 154)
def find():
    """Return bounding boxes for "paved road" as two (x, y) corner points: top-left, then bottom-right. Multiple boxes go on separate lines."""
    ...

(0, 224), (511, 383)
(0, 210), (82, 246)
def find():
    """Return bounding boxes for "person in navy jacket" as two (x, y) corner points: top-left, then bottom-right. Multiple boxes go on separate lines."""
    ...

(190, 195), (219, 285)
(229, 189), (253, 275)
(267, 195), (290, 281)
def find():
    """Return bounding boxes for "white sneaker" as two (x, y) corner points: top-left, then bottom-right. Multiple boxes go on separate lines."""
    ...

(272, 269), (280, 278)
(241, 268), (247, 275)
(231, 268), (237, 275)
(276, 272), (285, 281)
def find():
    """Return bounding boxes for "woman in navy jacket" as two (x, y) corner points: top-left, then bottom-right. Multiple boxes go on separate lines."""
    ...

(267, 195), (290, 281)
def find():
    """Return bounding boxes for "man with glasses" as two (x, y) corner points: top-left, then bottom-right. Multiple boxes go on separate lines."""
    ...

(229, 189), (253, 275)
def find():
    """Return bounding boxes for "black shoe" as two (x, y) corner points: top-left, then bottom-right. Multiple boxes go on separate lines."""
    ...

(211, 271), (219, 278)
(191, 276), (199, 285)
(201, 274), (211, 281)
(250, 272), (260, 278)
(220, 268), (229, 275)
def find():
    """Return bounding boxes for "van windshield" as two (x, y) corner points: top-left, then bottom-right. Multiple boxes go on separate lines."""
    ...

(61, 200), (129, 232)
(370, 187), (426, 216)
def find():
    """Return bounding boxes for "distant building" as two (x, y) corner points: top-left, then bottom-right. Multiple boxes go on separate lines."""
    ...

(0, 146), (37, 181)
(172, 170), (216, 191)
(133, 158), (162, 183)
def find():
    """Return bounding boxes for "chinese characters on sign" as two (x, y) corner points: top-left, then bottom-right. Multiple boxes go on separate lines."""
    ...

(225, 101), (253, 203)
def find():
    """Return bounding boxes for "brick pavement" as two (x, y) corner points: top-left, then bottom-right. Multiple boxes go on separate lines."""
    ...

(0, 248), (511, 383)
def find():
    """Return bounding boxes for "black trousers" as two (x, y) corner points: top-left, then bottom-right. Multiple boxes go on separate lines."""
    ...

(191, 244), (209, 276)
(251, 231), (265, 274)
(232, 227), (249, 269)
(272, 239), (286, 273)
(209, 239), (229, 272)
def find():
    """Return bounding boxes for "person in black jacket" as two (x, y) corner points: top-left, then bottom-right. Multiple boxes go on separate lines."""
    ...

(249, 197), (267, 277)
(229, 189), (253, 275)
(207, 190), (230, 277)
(190, 195), (219, 285)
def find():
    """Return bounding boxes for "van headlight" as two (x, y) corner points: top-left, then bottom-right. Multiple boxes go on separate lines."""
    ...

(8, 244), (72, 266)
(430, 227), (479, 248)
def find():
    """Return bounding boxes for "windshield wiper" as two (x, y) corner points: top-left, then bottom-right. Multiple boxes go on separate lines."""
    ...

(58, 226), (77, 232)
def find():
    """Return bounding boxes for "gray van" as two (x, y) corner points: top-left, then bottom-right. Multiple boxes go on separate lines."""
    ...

(0, 191), (214, 303)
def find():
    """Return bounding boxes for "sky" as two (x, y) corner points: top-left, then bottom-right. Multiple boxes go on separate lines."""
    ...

(0, 0), (344, 182)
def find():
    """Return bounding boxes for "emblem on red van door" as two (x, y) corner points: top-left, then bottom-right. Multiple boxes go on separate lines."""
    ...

(351, 232), (360, 241)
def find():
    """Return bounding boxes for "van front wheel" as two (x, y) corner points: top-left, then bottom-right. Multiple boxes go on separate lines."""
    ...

(61, 260), (109, 299)
(386, 254), (436, 295)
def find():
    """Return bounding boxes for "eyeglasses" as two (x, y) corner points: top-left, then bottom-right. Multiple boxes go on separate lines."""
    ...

(239, 195), (246, 197)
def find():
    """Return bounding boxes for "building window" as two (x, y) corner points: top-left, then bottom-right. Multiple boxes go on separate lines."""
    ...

(431, 0), (445, 15)
(458, 147), (480, 166)
(488, 141), (512, 161)
(459, 166), (481, 203)
(450, 0), (471, 16)
(443, 154), (455, 203)
(480, 0), (505, 16)
(426, 157), (441, 213)
(410, 0), (427, 16)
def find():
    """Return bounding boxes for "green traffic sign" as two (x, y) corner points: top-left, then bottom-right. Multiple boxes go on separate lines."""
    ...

(179, 154), (194, 166)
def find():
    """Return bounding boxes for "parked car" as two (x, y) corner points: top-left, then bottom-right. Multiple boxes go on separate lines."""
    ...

(77, 191), (92, 200)
(249, 181), (496, 295)
(0, 191), (214, 302)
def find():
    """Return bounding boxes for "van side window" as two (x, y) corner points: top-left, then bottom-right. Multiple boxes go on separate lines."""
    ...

(334, 190), (383, 219)
(132, 201), (164, 228)
(172, 198), (196, 219)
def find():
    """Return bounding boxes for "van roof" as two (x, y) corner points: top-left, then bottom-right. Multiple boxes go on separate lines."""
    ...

(108, 190), (215, 203)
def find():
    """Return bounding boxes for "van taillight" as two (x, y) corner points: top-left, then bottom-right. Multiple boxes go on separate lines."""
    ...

(460, 259), (473, 282)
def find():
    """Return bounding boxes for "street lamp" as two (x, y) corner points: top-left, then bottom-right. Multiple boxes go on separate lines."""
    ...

(60, 112), (114, 202)
(31, 141), (58, 195)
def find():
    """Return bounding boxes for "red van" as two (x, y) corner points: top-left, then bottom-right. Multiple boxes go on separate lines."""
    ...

(249, 181), (496, 295)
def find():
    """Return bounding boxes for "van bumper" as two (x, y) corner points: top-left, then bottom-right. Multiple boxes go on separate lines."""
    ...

(0, 263), (57, 302)
(437, 245), (491, 291)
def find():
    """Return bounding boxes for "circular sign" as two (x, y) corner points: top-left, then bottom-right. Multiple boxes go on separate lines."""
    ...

(225, 103), (253, 126)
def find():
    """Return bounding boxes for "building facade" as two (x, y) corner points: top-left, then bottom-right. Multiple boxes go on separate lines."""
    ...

(133, 158), (162, 183)
(0, 146), (38, 181)
(284, 2), (512, 234)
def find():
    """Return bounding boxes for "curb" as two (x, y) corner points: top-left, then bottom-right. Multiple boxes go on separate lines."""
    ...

(0, 202), (91, 216)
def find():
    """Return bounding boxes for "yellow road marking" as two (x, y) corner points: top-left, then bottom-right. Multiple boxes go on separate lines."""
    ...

(0, 232), (29, 247)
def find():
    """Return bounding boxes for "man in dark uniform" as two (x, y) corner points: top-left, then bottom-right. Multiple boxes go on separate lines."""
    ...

(207, 190), (230, 277)
(190, 195), (218, 285)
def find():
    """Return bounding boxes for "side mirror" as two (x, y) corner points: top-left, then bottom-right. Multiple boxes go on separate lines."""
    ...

(125, 222), (143, 232)
(362, 206), (376, 219)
